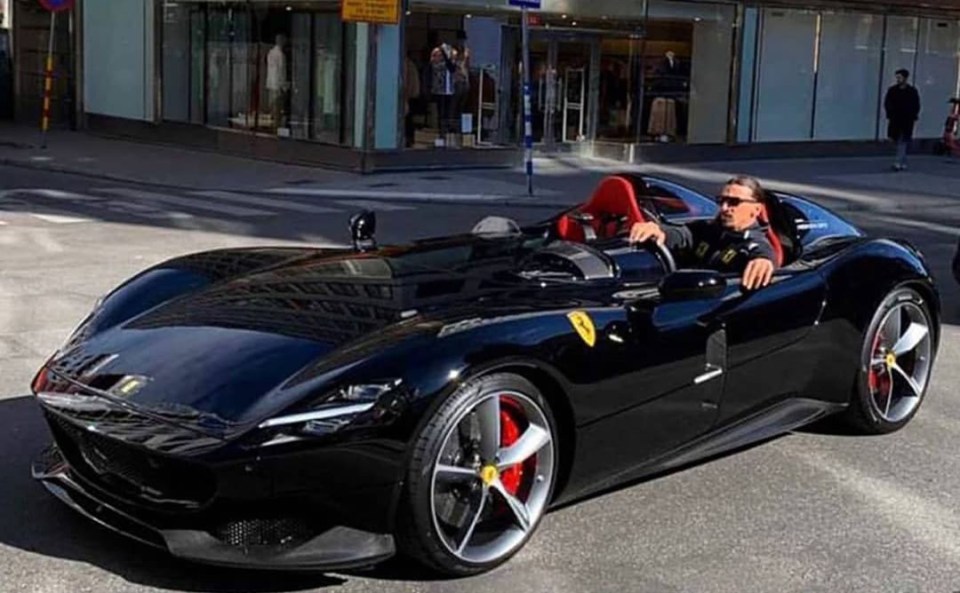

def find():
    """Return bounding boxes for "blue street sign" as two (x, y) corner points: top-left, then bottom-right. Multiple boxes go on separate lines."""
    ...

(508, 0), (540, 8)
(38, 0), (75, 12)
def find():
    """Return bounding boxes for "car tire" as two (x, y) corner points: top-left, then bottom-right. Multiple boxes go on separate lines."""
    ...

(396, 372), (559, 576)
(841, 286), (935, 434)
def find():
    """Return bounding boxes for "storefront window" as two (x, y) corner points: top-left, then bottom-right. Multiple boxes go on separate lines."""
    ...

(878, 16), (919, 137)
(205, 9), (244, 128)
(640, 1), (735, 145)
(749, 10), (959, 143)
(161, 2), (192, 123)
(754, 8), (818, 142)
(813, 13), (884, 140)
(314, 14), (345, 143)
(597, 36), (643, 143)
(516, 1), (733, 148)
(914, 18), (960, 138)
(160, 1), (354, 145)
(403, 9), (510, 149)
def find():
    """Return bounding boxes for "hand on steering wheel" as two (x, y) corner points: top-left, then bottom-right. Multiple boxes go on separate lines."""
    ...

(628, 222), (676, 273)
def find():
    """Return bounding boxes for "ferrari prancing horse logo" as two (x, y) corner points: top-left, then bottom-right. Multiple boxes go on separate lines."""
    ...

(567, 311), (596, 347)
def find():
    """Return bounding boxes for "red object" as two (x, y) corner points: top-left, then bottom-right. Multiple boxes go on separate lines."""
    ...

(940, 98), (960, 157)
(556, 176), (646, 242)
(758, 205), (784, 267)
(498, 396), (535, 497)
(38, 0), (75, 12)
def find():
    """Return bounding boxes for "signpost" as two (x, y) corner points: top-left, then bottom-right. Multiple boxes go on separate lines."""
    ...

(509, 0), (539, 196)
(341, 0), (400, 24)
(37, 0), (74, 148)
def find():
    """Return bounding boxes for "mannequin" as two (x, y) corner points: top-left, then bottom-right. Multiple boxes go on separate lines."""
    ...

(430, 40), (458, 147)
(453, 30), (471, 140)
(266, 34), (289, 131)
(648, 50), (687, 141)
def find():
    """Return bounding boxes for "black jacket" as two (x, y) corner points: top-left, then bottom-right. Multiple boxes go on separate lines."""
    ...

(663, 218), (780, 273)
(884, 84), (921, 141)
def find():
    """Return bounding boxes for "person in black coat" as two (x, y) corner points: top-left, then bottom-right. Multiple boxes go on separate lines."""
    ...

(884, 68), (921, 171)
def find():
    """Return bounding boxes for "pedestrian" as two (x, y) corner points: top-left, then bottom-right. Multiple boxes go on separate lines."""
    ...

(884, 68), (921, 171)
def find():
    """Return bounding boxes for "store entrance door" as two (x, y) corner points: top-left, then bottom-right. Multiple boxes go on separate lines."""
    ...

(526, 32), (596, 149)
(562, 66), (586, 142)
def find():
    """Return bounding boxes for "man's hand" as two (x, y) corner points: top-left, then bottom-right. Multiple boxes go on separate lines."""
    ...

(742, 258), (775, 290)
(629, 222), (666, 246)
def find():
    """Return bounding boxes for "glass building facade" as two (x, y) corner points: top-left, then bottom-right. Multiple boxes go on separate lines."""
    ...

(78, 0), (960, 169)
(160, 1), (358, 144)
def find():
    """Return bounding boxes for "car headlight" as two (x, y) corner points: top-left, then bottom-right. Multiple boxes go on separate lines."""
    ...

(253, 380), (406, 447)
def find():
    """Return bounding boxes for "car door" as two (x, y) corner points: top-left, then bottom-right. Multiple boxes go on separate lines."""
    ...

(565, 287), (730, 489)
(708, 268), (828, 425)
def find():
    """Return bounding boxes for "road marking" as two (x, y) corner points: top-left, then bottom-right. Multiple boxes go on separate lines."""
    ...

(97, 188), (275, 217)
(192, 190), (345, 214)
(331, 199), (415, 212)
(795, 448), (960, 562)
(0, 188), (192, 223)
(870, 214), (960, 237)
(267, 187), (509, 203)
(18, 188), (103, 201)
(0, 189), (98, 224)
(30, 213), (92, 224)
(101, 199), (195, 220)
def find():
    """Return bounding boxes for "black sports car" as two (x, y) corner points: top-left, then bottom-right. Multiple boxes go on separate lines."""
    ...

(29, 173), (940, 576)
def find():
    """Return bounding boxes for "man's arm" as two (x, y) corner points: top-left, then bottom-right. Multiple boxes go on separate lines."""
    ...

(741, 234), (779, 290)
(662, 222), (696, 251)
(746, 235), (779, 268)
(628, 220), (698, 255)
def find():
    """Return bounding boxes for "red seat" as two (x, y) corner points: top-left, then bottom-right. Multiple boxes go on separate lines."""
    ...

(556, 176), (646, 242)
(758, 204), (784, 267)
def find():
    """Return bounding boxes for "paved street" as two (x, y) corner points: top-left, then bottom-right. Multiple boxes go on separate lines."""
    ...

(2, 155), (960, 593)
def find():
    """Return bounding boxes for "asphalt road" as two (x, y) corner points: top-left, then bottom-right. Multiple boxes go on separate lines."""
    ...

(2, 163), (960, 593)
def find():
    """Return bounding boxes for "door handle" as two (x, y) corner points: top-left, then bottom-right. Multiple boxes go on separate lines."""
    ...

(694, 364), (723, 385)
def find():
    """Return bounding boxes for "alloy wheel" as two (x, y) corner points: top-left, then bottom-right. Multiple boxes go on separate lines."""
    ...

(866, 300), (933, 423)
(429, 390), (555, 564)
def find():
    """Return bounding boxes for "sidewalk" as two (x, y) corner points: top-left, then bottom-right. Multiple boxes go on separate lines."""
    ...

(1, 124), (959, 217)
(0, 125), (360, 190)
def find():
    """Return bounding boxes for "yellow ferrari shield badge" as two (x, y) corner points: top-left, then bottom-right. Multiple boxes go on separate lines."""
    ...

(567, 311), (596, 347)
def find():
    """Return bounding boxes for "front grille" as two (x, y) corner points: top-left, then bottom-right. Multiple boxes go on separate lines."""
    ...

(211, 517), (317, 549)
(47, 412), (216, 508)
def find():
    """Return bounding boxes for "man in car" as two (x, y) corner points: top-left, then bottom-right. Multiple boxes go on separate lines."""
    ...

(628, 175), (778, 290)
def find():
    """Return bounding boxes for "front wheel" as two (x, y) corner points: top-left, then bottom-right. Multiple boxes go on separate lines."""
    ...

(396, 373), (558, 576)
(842, 286), (935, 434)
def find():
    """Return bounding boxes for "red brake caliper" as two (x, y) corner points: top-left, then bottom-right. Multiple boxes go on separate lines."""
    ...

(869, 332), (891, 396)
(499, 398), (526, 496)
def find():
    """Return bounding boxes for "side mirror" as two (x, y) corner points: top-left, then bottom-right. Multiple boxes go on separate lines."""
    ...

(350, 210), (377, 252)
(658, 270), (726, 302)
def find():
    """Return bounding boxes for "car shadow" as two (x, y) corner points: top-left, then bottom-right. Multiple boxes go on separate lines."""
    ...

(793, 414), (865, 437)
(0, 395), (349, 592)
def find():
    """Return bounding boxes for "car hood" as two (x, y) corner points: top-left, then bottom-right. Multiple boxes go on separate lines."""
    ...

(42, 235), (554, 431)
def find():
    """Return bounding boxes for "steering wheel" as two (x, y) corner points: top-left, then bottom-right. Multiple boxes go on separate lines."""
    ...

(638, 203), (665, 226)
(635, 237), (677, 274)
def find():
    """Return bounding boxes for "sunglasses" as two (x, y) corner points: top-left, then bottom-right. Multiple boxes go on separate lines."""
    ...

(715, 195), (760, 207)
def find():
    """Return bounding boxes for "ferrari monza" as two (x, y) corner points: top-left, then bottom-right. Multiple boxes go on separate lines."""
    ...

(29, 173), (940, 576)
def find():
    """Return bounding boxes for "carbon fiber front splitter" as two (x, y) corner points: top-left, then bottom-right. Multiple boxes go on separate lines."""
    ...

(31, 445), (396, 571)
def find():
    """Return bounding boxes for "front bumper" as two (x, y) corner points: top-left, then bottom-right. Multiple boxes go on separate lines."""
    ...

(32, 445), (396, 571)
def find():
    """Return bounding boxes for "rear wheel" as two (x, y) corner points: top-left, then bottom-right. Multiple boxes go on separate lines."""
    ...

(397, 373), (558, 576)
(843, 287), (935, 434)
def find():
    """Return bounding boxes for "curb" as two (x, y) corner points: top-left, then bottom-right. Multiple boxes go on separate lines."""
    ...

(0, 156), (576, 209)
